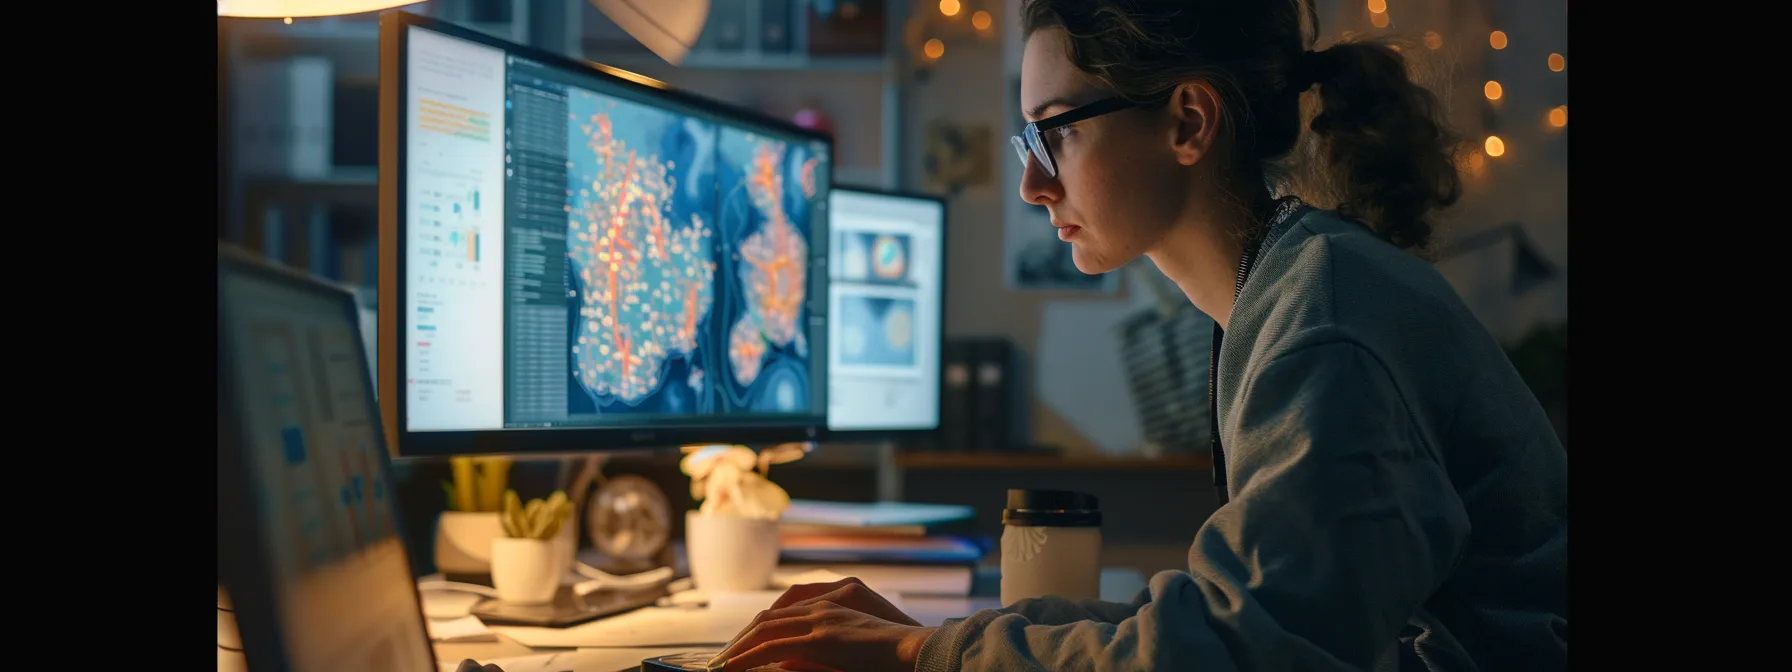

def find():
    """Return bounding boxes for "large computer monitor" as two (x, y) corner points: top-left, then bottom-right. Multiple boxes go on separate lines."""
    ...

(217, 243), (437, 672)
(825, 186), (947, 439)
(378, 12), (833, 457)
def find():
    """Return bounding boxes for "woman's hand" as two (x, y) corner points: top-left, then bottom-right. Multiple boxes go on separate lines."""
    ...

(711, 577), (939, 672)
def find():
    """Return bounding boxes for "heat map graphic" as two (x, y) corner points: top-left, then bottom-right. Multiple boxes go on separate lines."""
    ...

(871, 235), (906, 280)
(556, 86), (822, 417)
(717, 128), (821, 411)
(729, 139), (808, 386)
(566, 92), (719, 407)
(838, 295), (918, 367)
(838, 231), (914, 287)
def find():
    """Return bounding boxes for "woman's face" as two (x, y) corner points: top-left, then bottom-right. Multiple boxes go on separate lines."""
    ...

(1019, 28), (1188, 275)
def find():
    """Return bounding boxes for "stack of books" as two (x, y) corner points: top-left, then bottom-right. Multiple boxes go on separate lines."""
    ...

(774, 500), (990, 597)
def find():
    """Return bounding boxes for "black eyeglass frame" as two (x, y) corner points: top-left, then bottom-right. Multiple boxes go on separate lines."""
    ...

(1012, 96), (1166, 178)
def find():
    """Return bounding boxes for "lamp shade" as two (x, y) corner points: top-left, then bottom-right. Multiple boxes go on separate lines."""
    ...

(217, 1), (424, 18)
(590, 0), (710, 65)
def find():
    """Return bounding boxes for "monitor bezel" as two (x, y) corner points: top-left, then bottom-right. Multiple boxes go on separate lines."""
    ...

(821, 184), (950, 444)
(216, 242), (439, 672)
(378, 11), (836, 458)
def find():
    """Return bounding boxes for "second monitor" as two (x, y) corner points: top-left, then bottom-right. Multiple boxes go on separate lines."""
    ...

(826, 187), (947, 438)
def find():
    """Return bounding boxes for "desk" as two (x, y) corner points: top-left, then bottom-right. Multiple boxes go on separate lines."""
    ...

(433, 568), (1150, 672)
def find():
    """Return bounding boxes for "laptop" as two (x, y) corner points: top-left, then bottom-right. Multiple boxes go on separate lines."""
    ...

(217, 244), (442, 672)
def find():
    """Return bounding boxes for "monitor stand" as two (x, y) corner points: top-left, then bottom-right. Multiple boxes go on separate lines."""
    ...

(873, 439), (902, 502)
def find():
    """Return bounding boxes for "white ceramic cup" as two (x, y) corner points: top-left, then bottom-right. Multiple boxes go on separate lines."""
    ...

(999, 489), (1103, 607)
(685, 510), (780, 593)
(490, 537), (562, 605)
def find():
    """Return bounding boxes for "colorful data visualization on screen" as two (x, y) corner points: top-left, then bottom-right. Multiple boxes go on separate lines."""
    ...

(557, 90), (826, 422)
(401, 25), (830, 432)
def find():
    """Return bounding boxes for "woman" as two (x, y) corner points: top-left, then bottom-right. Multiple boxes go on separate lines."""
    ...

(712, 1), (1568, 670)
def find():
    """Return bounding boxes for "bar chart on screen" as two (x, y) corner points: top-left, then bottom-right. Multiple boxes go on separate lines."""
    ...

(414, 184), (488, 277)
(418, 97), (493, 143)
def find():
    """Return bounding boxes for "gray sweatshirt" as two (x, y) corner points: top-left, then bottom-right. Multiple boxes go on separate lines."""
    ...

(915, 205), (1568, 671)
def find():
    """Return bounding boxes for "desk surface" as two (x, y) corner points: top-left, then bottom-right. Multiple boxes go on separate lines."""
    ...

(434, 568), (1149, 672)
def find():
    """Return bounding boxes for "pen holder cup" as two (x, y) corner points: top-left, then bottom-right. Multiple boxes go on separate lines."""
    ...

(685, 511), (779, 593)
(490, 537), (562, 605)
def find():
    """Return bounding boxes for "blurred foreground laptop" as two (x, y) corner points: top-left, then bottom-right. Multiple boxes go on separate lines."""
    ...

(217, 243), (442, 672)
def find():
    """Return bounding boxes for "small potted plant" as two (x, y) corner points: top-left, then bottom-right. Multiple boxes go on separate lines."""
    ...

(490, 490), (575, 605)
(679, 442), (810, 593)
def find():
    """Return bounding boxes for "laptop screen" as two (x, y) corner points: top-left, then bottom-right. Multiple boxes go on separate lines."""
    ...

(219, 259), (435, 672)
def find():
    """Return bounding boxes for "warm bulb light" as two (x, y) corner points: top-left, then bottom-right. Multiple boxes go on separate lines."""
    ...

(1548, 53), (1565, 71)
(1424, 31), (1442, 49)
(1370, 12), (1389, 28)
(1484, 135), (1505, 157)
(216, 0), (424, 17)
(284, 17), (293, 23)
(924, 38), (946, 59)
(1489, 31), (1508, 49)
(972, 10), (992, 30)
(1548, 106), (1567, 127)
(1484, 81), (1503, 100)
(1368, 0), (1387, 12)
(939, 0), (960, 17)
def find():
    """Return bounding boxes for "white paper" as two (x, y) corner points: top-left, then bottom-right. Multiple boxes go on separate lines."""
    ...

(419, 590), (485, 619)
(488, 592), (775, 648)
(436, 647), (690, 672)
(426, 615), (498, 643)
(488, 590), (905, 649)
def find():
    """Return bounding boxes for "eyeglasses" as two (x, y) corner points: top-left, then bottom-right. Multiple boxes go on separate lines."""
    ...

(1011, 96), (1161, 179)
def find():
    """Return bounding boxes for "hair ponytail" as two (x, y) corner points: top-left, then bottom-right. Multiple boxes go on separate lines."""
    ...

(1020, 1), (1462, 253)
(1297, 41), (1461, 253)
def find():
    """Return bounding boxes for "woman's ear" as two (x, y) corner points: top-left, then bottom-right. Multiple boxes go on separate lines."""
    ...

(1169, 80), (1225, 167)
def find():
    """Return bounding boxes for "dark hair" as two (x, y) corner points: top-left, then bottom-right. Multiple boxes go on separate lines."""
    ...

(1021, 0), (1461, 253)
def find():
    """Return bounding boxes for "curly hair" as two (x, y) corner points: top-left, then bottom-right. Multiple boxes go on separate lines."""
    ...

(1021, 0), (1462, 254)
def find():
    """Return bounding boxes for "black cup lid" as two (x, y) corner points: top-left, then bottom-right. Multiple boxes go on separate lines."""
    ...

(1005, 489), (1099, 512)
